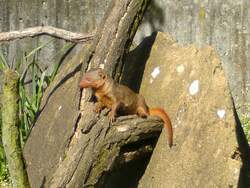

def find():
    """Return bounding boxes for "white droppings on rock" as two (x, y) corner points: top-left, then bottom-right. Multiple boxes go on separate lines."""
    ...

(176, 64), (185, 73)
(151, 66), (160, 78)
(217, 109), (226, 119)
(58, 106), (62, 111)
(189, 80), (199, 95)
(117, 126), (129, 132)
(99, 63), (104, 69)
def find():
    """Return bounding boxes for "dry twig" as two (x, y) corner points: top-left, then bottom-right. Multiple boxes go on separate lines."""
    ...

(0, 26), (94, 42)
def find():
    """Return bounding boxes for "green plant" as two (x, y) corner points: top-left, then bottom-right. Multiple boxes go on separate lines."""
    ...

(240, 115), (250, 144)
(0, 41), (75, 183)
(240, 104), (250, 143)
(242, 117), (250, 142)
(18, 42), (75, 145)
(18, 58), (47, 146)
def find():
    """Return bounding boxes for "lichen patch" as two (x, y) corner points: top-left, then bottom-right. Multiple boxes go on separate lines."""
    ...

(99, 63), (104, 69)
(116, 125), (129, 132)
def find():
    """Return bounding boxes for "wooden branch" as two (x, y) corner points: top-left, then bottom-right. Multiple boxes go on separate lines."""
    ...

(23, 0), (151, 187)
(47, 0), (151, 187)
(0, 26), (94, 43)
(49, 112), (162, 188)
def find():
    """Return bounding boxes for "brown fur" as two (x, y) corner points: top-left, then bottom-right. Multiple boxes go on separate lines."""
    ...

(79, 68), (173, 147)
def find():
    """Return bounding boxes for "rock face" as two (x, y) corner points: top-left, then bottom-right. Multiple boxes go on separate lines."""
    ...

(23, 45), (85, 188)
(135, 0), (250, 115)
(136, 32), (248, 187)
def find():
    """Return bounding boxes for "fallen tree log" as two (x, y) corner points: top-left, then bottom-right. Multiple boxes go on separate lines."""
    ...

(24, 0), (152, 187)
(48, 0), (151, 186)
(50, 112), (162, 187)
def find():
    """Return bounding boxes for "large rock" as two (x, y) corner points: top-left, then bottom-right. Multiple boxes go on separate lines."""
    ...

(135, 0), (250, 115)
(23, 31), (249, 187)
(23, 45), (85, 188)
(135, 32), (249, 187)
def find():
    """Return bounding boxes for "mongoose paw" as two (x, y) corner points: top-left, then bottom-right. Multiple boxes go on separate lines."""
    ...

(108, 112), (116, 123)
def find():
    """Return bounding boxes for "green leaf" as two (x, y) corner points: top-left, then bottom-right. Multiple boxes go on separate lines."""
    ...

(0, 51), (8, 71)
(36, 71), (46, 107)
(25, 39), (54, 59)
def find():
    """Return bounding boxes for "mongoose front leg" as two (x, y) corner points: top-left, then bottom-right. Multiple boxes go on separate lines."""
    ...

(108, 102), (122, 123)
(95, 102), (105, 114)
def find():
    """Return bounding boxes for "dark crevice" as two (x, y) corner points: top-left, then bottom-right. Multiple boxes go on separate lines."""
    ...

(101, 136), (160, 188)
(103, 156), (151, 188)
(66, 112), (82, 148)
(121, 32), (157, 92)
(121, 136), (159, 154)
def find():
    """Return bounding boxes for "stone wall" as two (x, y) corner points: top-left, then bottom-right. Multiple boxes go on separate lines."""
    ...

(0, 0), (110, 70)
(135, 0), (250, 114)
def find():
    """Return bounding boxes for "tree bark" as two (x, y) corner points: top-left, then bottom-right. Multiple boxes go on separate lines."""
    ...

(50, 114), (162, 187)
(23, 0), (152, 187)
(48, 0), (151, 187)
(1, 69), (30, 188)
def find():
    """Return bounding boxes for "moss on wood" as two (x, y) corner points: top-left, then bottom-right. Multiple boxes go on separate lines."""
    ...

(1, 69), (30, 188)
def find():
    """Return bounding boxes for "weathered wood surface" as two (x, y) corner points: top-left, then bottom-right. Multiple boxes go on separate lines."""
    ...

(24, 0), (152, 187)
(49, 0), (151, 187)
(50, 113), (162, 187)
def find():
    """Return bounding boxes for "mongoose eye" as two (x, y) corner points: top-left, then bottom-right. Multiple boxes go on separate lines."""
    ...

(98, 72), (106, 79)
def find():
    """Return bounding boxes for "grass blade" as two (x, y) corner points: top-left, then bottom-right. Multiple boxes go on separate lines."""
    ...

(0, 51), (8, 71)
(25, 39), (54, 59)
